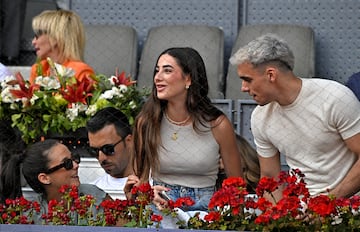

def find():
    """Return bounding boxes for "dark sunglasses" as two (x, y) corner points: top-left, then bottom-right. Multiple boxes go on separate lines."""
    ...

(33, 29), (47, 39)
(45, 153), (81, 174)
(87, 138), (123, 158)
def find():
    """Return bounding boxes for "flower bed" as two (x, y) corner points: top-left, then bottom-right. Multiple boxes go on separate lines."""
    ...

(2, 170), (360, 231)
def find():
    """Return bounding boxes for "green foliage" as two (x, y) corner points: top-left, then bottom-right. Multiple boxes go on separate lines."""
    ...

(0, 59), (149, 143)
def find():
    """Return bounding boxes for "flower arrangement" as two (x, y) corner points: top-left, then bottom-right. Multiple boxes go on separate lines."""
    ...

(0, 183), (194, 228)
(0, 58), (149, 143)
(3, 170), (360, 231)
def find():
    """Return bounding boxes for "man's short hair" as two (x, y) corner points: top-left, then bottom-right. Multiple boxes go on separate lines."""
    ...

(86, 107), (132, 138)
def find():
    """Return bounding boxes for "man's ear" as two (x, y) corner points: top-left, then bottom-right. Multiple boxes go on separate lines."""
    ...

(38, 173), (51, 185)
(124, 134), (133, 148)
(266, 67), (277, 82)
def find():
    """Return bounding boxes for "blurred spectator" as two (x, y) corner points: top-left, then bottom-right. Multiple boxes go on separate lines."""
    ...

(346, 72), (360, 101)
(0, 0), (27, 65)
(29, 9), (94, 84)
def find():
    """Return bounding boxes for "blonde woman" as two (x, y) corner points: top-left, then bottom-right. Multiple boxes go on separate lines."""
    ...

(29, 9), (94, 83)
(236, 134), (260, 194)
(217, 134), (260, 193)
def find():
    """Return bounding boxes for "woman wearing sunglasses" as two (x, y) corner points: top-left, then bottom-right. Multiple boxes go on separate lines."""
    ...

(29, 9), (94, 84)
(0, 139), (110, 224)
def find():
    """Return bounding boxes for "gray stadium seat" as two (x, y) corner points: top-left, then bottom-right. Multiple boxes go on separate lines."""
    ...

(137, 24), (225, 99)
(84, 25), (138, 78)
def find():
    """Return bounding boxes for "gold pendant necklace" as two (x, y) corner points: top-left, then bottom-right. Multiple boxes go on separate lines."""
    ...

(171, 132), (179, 140)
(164, 112), (190, 140)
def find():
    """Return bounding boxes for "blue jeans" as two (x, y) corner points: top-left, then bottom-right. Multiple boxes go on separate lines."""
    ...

(153, 181), (215, 211)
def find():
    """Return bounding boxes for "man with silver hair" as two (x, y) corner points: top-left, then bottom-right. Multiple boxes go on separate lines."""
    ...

(230, 33), (360, 202)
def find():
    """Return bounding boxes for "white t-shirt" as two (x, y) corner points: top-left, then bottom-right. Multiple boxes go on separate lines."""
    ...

(252, 78), (360, 196)
(91, 174), (127, 200)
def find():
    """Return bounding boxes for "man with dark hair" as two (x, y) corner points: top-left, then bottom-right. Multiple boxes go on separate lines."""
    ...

(86, 107), (133, 199)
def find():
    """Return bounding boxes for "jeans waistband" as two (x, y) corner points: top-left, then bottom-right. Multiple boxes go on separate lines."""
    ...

(153, 181), (215, 192)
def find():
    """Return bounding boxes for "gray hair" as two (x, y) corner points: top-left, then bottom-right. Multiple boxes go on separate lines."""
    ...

(229, 33), (294, 71)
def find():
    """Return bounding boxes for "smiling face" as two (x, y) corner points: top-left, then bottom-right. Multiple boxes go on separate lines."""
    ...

(43, 143), (80, 193)
(154, 54), (191, 103)
(236, 62), (275, 106)
(88, 124), (132, 178)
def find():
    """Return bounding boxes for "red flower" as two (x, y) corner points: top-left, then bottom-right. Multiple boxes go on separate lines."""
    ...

(151, 214), (163, 222)
(61, 77), (94, 106)
(204, 211), (221, 222)
(222, 176), (247, 188)
(256, 176), (279, 196)
(58, 185), (69, 194)
(69, 185), (78, 199)
(8, 72), (40, 102)
(308, 194), (337, 217)
(172, 197), (195, 208)
(111, 69), (136, 86)
(256, 197), (273, 211)
(350, 195), (360, 210)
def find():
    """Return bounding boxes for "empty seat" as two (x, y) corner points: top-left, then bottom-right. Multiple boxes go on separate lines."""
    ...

(84, 25), (138, 78)
(137, 24), (225, 99)
(225, 24), (315, 100)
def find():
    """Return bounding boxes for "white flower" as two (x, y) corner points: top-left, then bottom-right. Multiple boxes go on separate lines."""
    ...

(35, 76), (61, 90)
(0, 75), (16, 89)
(99, 87), (123, 100)
(77, 103), (88, 113)
(54, 62), (75, 77)
(109, 76), (117, 85)
(85, 104), (98, 116)
(66, 103), (88, 122)
(0, 85), (21, 103)
(66, 104), (78, 122)
(118, 84), (128, 93)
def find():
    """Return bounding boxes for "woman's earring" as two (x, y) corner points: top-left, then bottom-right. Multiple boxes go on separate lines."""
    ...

(185, 85), (190, 89)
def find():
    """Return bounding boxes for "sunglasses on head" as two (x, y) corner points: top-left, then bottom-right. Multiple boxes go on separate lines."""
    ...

(87, 138), (123, 158)
(45, 153), (80, 174)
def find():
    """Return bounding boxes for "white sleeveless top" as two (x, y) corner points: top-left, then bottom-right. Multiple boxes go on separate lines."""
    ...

(152, 116), (220, 188)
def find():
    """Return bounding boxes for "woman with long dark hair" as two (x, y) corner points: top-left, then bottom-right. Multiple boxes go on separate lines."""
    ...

(128, 47), (243, 211)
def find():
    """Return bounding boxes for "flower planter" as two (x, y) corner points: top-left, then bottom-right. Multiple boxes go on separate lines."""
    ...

(0, 224), (229, 232)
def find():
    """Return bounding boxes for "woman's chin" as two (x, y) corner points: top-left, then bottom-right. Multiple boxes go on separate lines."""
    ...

(71, 177), (81, 187)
